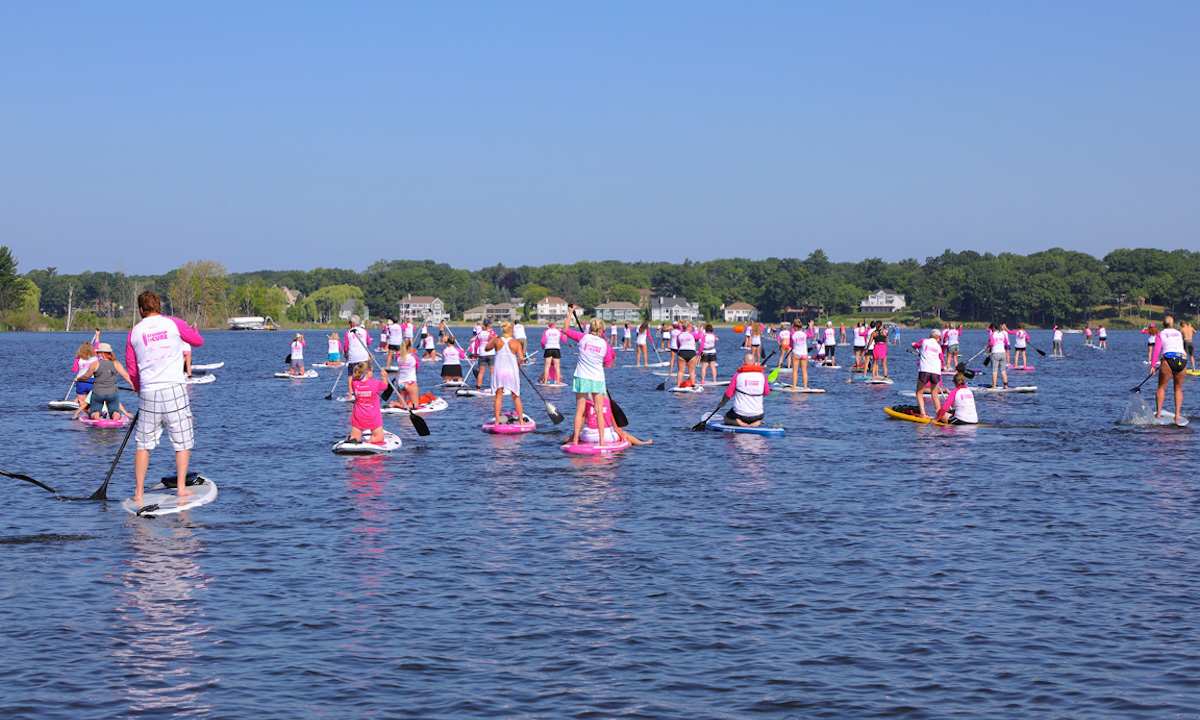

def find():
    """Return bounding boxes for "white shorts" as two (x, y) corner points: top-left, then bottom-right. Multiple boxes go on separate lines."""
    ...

(136, 384), (195, 451)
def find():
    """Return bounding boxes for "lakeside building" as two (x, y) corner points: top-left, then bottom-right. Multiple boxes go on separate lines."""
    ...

(650, 295), (701, 323)
(594, 301), (641, 323)
(397, 294), (448, 323)
(722, 302), (758, 323)
(860, 290), (906, 313)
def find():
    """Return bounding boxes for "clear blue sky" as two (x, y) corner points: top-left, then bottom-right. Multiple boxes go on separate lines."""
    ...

(3, 2), (1198, 275)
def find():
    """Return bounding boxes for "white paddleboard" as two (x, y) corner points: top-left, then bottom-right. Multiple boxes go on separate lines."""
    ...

(185, 374), (216, 384)
(122, 475), (218, 517)
(381, 397), (449, 415)
(48, 400), (79, 411)
(191, 362), (224, 371)
(667, 385), (705, 393)
(275, 370), (318, 379)
(456, 387), (506, 397)
(856, 377), (894, 385)
(775, 384), (826, 394)
(332, 431), (402, 454)
(973, 385), (1037, 394)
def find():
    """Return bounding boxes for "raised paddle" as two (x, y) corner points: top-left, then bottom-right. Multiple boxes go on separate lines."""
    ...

(354, 334), (430, 436)
(324, 363), (346, 400)
(89, 410), (139, 501)
(518, 364), (565, 424)
(568, 307), (628, 427)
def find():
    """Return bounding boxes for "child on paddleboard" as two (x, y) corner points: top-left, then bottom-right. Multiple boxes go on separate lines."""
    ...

(349, 361), (388, 445)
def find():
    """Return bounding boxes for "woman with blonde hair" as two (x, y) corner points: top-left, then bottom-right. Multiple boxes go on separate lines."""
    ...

(563, 307), (617, 446)
(485, 321), (527, 426)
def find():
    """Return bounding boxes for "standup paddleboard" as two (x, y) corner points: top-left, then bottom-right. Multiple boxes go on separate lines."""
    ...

(455, 387), (505, 398)
(1009, 365), (1035, 371)
(1187, 370), (1200, 377)
(774, 384), (826, 394)
(705, 419), (786, 435)
(191, 362), (224, 371)
(667, 385), (705, 393)
(185, 374), (216, 385)
(884, 405), (982, 426)
(275, 370), (318, 379)
(561, 439), (630, 455)
(312, 362), (345, 369)
(122, 474), (217, 517)
(48, 400), (79, 411)
(381, 397), (449, 415)
(623, 362), (669, 368)
(332, 431), (402, 454)
(78, 415), (130, 428)
(537, 381), (567, 388)
(482, 414), (537, 434)
(855, 377), (894, 385)
(972, 385), (1037, 394)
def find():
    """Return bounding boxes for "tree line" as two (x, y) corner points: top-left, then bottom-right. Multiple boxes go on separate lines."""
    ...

(3, 245), (1199, 330)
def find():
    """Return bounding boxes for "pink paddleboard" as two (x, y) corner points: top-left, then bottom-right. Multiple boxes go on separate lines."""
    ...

(561, 440), (631, 455)
(482, 415), (537, 434)
(79, 415), (130, 428)
(1010, 365), (1035, 371)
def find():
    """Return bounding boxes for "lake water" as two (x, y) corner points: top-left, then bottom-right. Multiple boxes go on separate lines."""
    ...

(1, 327), (1196, 719)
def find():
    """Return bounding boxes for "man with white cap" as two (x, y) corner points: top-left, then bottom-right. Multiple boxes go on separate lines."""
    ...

(342, 314), (373, 397)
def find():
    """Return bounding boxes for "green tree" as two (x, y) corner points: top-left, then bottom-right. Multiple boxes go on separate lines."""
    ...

(168, 260), (229, 328)
(0, 246), (27, 312)
(307, 284), (363, 323)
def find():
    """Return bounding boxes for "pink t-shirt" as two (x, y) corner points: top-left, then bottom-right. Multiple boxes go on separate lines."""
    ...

(350, 377), (388, 430)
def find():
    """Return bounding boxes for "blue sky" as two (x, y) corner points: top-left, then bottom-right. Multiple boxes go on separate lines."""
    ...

(3, 2), (1197, 275)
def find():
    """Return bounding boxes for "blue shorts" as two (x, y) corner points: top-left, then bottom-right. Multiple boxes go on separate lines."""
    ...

(573, 378), (607, 394)
(89, 393), (119, 414)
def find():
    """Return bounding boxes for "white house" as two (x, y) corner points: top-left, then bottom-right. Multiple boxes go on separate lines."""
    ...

(397, 294), (448, 323)
(650, 295), (701, 323)
(337, 299), (368, 322)
(594, 301), (641, 323)
(537, 296), (569, 322)
(859, 290), (906, 313)
(722, 302), (758, 323)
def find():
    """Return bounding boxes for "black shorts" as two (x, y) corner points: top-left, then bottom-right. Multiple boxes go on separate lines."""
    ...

(441, 365), (461, 377)
(701, 352), (717, 363)
(1185, 340), (1194, 357)
(917, 371), (941, 388)
(724, 409), (764, 425)
(678, 349), (697, 361)
(1165, 356), (1186, 373)
(544, 348), (561, 359)
(388, 344), (402, 352)
(477, 355), (494, 366)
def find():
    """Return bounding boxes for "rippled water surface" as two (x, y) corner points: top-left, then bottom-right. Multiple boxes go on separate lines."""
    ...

(1, 328), (1197, 719)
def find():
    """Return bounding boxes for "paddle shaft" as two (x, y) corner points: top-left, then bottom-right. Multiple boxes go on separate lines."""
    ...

(90, 410), (139, 501)
(518, 363), (565, 424)
(325, 363), (346, 399)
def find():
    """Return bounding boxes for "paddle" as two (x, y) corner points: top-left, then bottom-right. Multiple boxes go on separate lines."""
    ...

(325, 363), (346, 400)
(1130, 371), (1157, 394)
(284, 354), (291, 364)
(518, 364), (565, 424)
(89, 410), (139, 501)
(353, 334), (430, 437)
(568, 309), (628, 427)
(0, 469), (59, 495)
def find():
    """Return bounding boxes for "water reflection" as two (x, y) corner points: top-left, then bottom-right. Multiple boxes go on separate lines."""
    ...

(337, 457), (395, 655)
(112, 520), (213, 718)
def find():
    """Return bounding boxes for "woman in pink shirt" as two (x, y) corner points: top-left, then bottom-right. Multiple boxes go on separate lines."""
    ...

(563, 307), (616, 446)
(349, 362), (389, 445)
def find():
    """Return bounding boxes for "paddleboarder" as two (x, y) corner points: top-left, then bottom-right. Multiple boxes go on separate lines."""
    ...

(713, 353), (771, 427)
(126, 290), (205, 505)
(1152, 316), (1187, 425)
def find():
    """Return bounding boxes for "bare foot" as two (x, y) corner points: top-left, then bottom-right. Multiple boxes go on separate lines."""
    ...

(176, 489), (196, 500)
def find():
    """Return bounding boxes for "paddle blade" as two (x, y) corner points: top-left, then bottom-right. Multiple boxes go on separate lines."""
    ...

(767, 367), (780, 383)
(983, 355), (991, 366)
(655, 382), (665, 391)
(410, 412), (431, 436)
(545, 402), (565, 425)
(609, 394), (629, 428)
(380, 383), (394, 403)
(284, 354), (291, 364)
(1035, 348), (1047, 356)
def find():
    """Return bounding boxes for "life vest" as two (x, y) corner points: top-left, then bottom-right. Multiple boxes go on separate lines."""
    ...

(418, 392), (437, 406)
(738, 364), (765, 373)
(680, 378), (694, 388)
